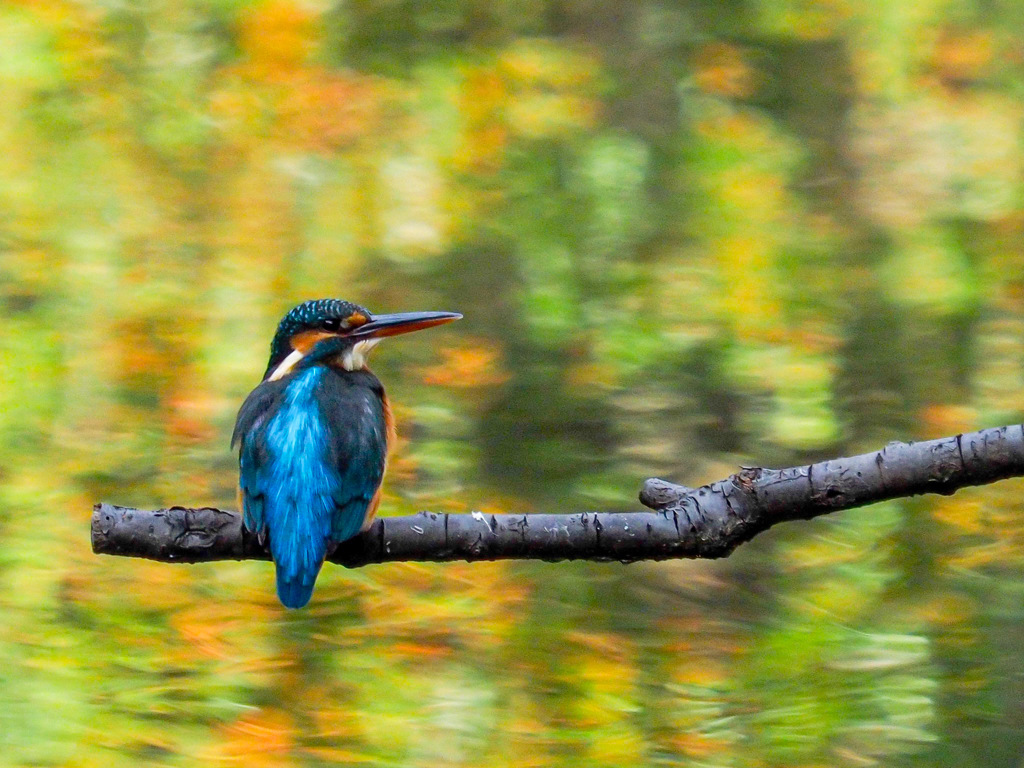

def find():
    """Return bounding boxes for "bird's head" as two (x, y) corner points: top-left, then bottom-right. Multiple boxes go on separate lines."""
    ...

(264, 298), (461, 381)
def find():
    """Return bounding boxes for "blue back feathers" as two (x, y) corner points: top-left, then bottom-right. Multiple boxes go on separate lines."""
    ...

(234, 359), (388, 608)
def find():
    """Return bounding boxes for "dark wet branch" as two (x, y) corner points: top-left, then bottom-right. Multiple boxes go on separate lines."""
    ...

(92, 425), (1024, 567)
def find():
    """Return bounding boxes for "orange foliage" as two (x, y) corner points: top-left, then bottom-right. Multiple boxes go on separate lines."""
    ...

(694, 43), (757, 98)
(169, 603), (244, 661)
(278, 72), (380, 153)
(929, 29), (995, 88)
(206, 708), (297, 765)
(166, 387), (219, 442)
(670, 730), (731, 759)
(419, 343), (510, 387)
(919, 403), (977, 437)
(113, 318), (166, 378)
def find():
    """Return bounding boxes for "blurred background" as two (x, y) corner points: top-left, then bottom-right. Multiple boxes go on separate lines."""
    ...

(1, 0), (1023, 766)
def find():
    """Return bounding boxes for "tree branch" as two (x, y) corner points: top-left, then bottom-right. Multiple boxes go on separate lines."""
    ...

(92, 425), (1024, 567)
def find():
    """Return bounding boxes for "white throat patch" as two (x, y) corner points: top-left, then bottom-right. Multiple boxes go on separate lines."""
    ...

(341, 339), (381, 371)
(267, 349), (305, 382)
(266, 338), (382, 381)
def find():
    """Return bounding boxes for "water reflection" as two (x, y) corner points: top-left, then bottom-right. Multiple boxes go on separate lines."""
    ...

(1, 1), (1023, 765)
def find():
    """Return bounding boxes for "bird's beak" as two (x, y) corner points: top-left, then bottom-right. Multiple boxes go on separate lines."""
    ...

(353, 311), (462, 339)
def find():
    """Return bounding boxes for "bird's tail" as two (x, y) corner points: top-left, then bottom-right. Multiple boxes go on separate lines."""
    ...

(275, 561), (321, 609)
(270, 529), (327, 609)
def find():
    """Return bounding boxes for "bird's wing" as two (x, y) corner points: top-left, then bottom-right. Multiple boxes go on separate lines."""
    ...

(317, 371), (389, 543)
(232, 378), (288, 538)
(233, 368), (387, 545)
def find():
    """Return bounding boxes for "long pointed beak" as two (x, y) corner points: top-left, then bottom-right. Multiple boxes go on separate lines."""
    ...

(353, 310), (462, 339)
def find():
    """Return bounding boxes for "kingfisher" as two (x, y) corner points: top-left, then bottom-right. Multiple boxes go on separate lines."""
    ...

(232, 298), (461, 608)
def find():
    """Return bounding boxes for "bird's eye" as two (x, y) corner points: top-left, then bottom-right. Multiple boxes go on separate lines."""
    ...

(321, 317), (342, 332)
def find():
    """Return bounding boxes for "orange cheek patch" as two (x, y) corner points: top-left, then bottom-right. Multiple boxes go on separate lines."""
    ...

(290, 330), (336, 352)
(348, 312), (368, 327)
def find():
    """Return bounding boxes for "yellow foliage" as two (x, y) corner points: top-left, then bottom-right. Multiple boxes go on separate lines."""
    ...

(498, 40), (599, 138)
(672, 660), (729, 689)
(917, 594), (975, 628)
(454, 66), (509, 173)
(720, 234), (783, 341)
(238, 0), (314, 72)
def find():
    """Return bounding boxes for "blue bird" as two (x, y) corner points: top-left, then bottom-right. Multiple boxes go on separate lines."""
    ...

(232, 299), (461, 608)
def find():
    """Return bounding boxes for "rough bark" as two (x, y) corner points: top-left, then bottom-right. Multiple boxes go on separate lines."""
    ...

(92, 425), (1024, 567)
